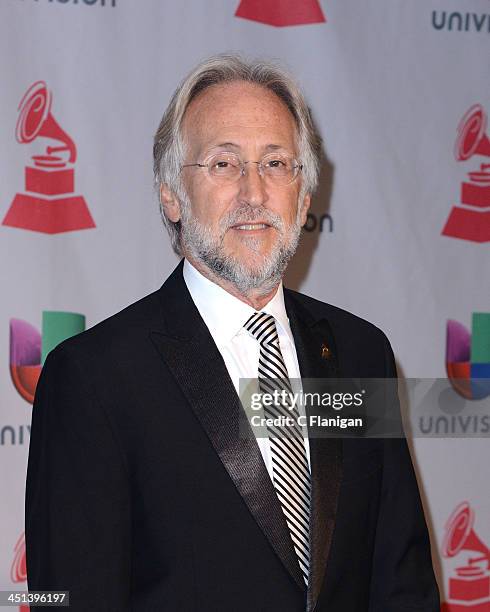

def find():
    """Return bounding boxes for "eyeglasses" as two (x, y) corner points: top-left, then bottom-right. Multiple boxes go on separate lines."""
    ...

(181, 152), (303, 186)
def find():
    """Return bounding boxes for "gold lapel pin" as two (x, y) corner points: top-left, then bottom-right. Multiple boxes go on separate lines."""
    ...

(321, 343), (331, 360)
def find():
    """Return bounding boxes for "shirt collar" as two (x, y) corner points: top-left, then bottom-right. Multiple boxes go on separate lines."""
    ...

(183, 258), (294, 347)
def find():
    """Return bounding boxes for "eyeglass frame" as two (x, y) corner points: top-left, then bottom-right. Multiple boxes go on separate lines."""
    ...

(180, 151), (304, 185)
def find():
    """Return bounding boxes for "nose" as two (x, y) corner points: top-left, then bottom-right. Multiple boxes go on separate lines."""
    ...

(237, 162), (268, 208)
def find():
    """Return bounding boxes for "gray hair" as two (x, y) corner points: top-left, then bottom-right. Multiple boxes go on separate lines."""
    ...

(153, 53), (322, 254)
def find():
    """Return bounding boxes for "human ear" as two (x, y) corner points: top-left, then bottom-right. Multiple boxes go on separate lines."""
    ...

(159, 183), (181, 223)
(299, 193), (311, 227)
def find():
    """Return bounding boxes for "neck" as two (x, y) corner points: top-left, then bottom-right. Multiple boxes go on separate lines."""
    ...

(184, 254), (280, 311)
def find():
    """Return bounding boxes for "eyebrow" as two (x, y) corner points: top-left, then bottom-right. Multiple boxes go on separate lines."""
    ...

(204, 142), (288, 155)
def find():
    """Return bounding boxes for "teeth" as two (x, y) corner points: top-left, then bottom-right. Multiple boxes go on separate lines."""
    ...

(235, 223), (268, 230)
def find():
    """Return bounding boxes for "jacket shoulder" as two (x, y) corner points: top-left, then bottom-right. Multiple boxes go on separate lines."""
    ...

(286, 288), (395, 377)
(46, 288), (163, 363)
(285, 288), (389, 342)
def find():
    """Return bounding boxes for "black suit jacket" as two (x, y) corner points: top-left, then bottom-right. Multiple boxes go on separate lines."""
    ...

(25, 260), (440, 611)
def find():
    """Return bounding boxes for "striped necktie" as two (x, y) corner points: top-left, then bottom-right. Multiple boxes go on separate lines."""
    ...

(244, 311), (311, 585)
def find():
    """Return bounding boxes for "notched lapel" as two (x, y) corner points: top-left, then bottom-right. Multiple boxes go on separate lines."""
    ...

(285, 292), (343, 612)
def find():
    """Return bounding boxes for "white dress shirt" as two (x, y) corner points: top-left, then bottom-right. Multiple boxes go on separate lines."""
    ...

(183, 258), (311, 481)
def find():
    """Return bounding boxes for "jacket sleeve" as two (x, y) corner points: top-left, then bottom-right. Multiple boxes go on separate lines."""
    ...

(368, 335), (440, 611)
(25, 344), (131, 611)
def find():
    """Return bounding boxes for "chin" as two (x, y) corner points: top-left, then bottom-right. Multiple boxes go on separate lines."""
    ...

(232, 250), (271, 271)
(231, 240), (275, 261)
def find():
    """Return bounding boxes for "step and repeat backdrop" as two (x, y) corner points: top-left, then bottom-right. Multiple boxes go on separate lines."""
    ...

(1, 1), (488, 609)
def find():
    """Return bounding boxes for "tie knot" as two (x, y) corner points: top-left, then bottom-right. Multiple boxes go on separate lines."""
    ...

(244, 311), (280, 346)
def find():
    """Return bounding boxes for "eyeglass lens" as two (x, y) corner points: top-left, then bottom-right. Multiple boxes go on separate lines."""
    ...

(206, 152), (298, 183)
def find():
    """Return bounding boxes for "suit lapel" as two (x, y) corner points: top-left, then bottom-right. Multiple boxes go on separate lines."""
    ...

(285, 290), (343, 612)
(150, 261), (305, 592)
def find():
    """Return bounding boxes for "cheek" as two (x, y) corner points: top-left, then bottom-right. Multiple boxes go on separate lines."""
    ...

(189, 184), (238, 225)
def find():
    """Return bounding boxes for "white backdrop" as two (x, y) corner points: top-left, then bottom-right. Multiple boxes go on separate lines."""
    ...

(1, 1), (489, 609)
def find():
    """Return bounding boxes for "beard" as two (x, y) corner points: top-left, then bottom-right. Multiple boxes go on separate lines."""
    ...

(178, 194), (304, 295)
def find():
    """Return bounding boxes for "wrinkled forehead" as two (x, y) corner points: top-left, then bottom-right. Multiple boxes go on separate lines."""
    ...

(181, 81), (299, 156)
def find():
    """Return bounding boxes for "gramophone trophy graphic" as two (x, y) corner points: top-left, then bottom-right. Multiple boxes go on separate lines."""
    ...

(2, 81), (95, 234)
(235, 0), (326, 26)
(442, 502), (490, 611)
(10, 532), (29, 612)
(441, 104), (490, 243)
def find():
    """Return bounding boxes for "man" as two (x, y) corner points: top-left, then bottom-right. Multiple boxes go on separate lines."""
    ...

(25, 54), (440, 611)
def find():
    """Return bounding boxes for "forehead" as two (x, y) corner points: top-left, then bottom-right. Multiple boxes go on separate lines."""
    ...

(181, 81), (298, 155)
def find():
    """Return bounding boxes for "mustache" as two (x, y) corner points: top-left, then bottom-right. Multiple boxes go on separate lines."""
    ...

(219, 205), (284, 232)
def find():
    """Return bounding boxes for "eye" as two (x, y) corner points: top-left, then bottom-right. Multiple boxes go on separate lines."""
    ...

(263, 156), (293, 175)
(264, 158), (285, 168)
(208, 153), (241, 174)
(265, 158), (287, 168)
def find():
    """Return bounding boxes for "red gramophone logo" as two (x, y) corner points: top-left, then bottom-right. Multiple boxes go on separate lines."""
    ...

(235, 0), (326, 27)
(441, 502), (490, 611)
(11, 532), (29, 612)
(442, 104), (490, 244)
(2, 81), (95, 234)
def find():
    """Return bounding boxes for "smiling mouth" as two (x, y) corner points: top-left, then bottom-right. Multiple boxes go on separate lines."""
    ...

(232, 223), (271, 231)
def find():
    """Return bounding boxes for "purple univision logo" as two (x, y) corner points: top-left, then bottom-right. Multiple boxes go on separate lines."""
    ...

(10, 311), (85, 404)
(446, 313), (490, 400)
